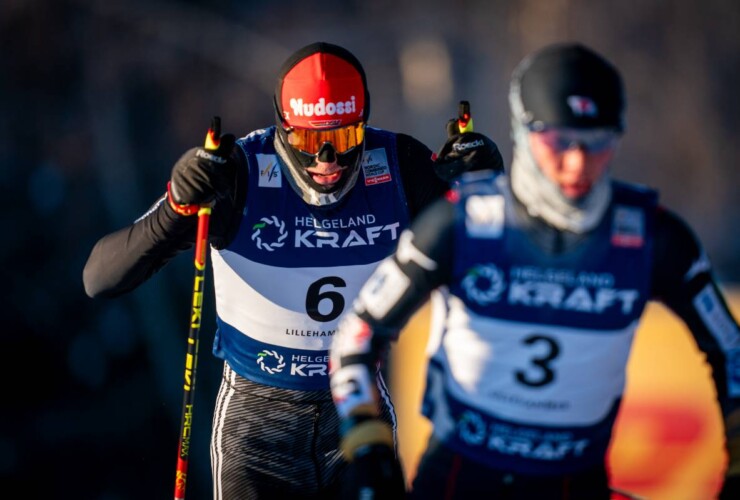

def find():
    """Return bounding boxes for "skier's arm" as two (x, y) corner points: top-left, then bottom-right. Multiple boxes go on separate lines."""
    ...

(650, 206), (740, 496)
(330, 197), (456, 457)
(82, 198), (198, 298)
(83, 136), (243, 299)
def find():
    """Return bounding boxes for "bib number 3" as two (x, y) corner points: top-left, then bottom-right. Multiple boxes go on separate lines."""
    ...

(515, 334), (561, 388)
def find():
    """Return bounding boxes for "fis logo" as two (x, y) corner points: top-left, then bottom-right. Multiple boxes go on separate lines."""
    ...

(257, 154), (281, 188)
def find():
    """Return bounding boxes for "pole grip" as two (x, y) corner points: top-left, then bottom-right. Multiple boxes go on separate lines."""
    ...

(457, 100), (473, 133)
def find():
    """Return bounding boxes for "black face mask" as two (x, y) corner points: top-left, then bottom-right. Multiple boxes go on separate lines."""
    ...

(275, 126), (363, 194)
(317, 142), (337, 163)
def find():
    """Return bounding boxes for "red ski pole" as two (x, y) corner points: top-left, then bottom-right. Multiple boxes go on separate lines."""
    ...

(174, 116), (221, 500)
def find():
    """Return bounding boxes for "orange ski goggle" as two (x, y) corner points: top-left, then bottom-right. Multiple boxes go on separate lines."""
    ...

(285, 122), (366, 155)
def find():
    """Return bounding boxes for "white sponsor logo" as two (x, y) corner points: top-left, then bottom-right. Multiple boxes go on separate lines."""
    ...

(257, 350), (330, 378)
(256, 350), (286, 374)
(362, 148), (392, 185)
(360, 259), (411, 320)
(508, 282), (639, 314)
(295, 224), (400, 248)
(462, 264), (506, 305)
(253, 214), (400, 250)
(466, 195), (504, 239)
(462, 264), (640, 314)
(290, 354), (329, 377)
(456, 410), (590, 461)
(289, 96), (357, 118)
(694, 284), (740, 351)
(453, 139), (485, 152)
(195, 148), (228, 164)
(611, 206), (645, 248)
(251, 216), (288, 251)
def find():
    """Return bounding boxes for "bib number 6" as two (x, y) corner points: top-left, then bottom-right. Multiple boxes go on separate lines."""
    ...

(306, 276), (347, 322)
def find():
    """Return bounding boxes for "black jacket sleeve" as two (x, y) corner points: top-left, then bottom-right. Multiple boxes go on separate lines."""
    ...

(650, 206), (740, 416)
(82, 198), (196, 298)
(82, 146), (247, 299)
(394, 133), (450, 220)
(354, 197), (457, 331)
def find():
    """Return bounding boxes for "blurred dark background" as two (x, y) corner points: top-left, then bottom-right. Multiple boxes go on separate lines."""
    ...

(2, 0), (738, 498)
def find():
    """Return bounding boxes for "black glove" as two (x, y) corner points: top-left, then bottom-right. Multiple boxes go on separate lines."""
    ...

(433, 118), (504, 182)
(169, 133), (236, 208)
(341, 443), (406, 500)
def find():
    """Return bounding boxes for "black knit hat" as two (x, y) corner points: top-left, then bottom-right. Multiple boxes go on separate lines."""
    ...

(513, 43), (625, 131)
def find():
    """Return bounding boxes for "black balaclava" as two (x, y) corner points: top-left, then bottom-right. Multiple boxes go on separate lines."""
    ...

(273, 42), (370, 207)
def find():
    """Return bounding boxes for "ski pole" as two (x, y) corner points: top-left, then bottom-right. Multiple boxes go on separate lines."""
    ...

(174, 116), (221, 500)
(457, 100), (473, 133)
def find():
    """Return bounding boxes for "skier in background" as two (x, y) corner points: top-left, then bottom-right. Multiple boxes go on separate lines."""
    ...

(329, 42), (740, 499)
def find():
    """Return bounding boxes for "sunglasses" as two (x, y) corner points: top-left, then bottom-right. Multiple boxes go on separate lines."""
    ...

(285, 122), (366, 155)
(530, 126), (620, 154)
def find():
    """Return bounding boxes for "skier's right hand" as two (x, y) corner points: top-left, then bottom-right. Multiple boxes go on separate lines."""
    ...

(339, 419), (406, 500)
(342, 441), (406, 500)
(168, 132), (236, 214)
